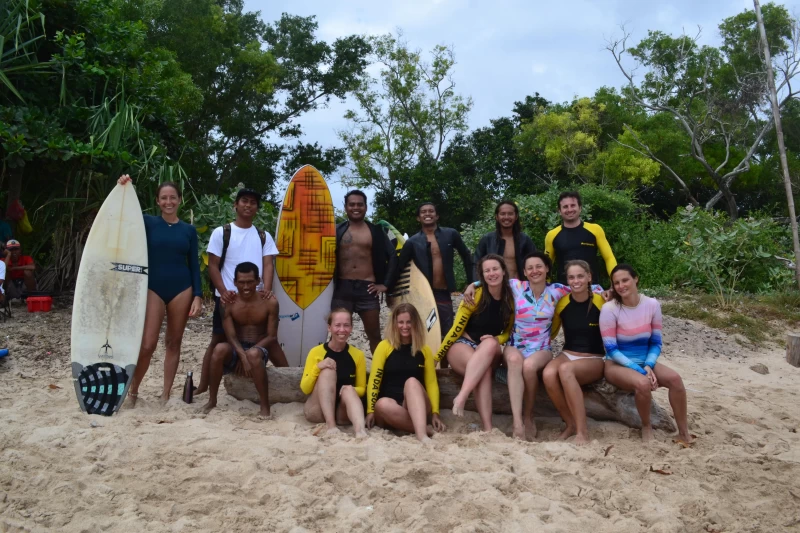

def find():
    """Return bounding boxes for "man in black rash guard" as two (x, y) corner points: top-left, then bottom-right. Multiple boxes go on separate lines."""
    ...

(544, 191), (617, 284)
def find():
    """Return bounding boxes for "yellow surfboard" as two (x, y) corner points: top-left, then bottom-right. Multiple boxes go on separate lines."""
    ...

(273, 165), (336, 366)
(378, 220), (442, 354)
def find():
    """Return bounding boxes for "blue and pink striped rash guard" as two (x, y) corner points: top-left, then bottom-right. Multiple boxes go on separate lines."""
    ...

(599, 296), (663, 375)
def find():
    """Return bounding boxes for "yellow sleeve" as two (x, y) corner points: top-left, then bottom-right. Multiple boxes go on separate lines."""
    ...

(367, 341), (391, 413)
(300, 345), (325, 395)
(592, 293), (606, 312)
(544, 226), (560, 264)
(497, 312), (513, 345)
(587, 223), (617, 276)
(351, 346), (367, 397)
(551, 295), (570, 340)
(435, 288), (478, 361)
(422, 346), (440, 414)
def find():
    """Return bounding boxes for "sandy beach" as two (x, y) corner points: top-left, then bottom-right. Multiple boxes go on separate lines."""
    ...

(1, 297), (799, 532)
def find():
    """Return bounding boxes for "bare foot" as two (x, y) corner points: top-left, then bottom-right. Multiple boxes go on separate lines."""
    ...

(259, 406), (272, 419)
(159, 394), (170, 407)
(557, 424), (576, 441)
(201, 401), (216, 414)
(419, 435), (433, 445)
(675, 432), (695, 446)
(573, 432), (590, 446)
(355, 429), (368, 439)
(524, 420), (537, 441)
(512, 422), (526, 440)
(125, 393), (138, 409)
(452, 394), (467, 417)
(641, 426), (654, 443)
(326, 427), (341, 435)
(194, 386), (207, 395)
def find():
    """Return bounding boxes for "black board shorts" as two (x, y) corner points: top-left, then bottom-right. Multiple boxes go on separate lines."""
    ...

(331, 279), (380, 312)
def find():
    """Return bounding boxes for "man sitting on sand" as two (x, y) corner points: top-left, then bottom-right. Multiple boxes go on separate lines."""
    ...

(202, 262), (278, 418)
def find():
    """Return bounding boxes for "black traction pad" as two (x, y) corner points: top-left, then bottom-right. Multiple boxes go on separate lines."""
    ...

(71, 362), (135, 416)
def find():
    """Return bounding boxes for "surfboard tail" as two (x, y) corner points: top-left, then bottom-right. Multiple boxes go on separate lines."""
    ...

(72, 362), (136, 416)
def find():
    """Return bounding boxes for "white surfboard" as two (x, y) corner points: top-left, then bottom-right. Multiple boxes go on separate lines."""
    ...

(71, 183), (148, 416)
(273, 165), (336, 366)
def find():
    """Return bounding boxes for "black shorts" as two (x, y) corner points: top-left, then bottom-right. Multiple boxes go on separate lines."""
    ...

(212, 296), (224, 335)
(331, 279), (380, 313)
(378, 388), (405, 406)
(433, 289), (454, 339)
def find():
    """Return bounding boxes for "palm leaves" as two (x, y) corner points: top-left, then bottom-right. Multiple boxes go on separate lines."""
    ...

(0, 0), (50, 102)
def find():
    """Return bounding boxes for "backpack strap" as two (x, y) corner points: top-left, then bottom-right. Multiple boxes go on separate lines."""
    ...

(219, 223), (232, 270)
(258, 229), (266, 248)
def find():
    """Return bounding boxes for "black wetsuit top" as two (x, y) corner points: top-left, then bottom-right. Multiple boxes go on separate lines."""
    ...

(379, 344), (426, 399)
(544, 221), (616, 284)
(554, 293), (605, 354)
(323, 342), (357, 392)
(465, 296), (505, 340)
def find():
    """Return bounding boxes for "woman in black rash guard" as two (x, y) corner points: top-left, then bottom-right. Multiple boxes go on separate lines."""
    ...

(542, 260), (606, 445)
(366, 303), (445, 443)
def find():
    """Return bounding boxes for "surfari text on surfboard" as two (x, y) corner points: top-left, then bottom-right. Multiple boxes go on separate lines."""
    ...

(110, 262), (148, 275)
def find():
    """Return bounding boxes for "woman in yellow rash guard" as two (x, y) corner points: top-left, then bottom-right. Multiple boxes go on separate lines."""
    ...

(366, 303), (445, 443)
(300, 308), (367, 437)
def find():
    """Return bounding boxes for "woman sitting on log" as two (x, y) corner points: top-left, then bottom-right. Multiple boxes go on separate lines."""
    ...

(542, 260), (606, 445)
(437, 254), (514, 431)
(464, 251), (603, 440)
(300, 309), (368, 437)
(600, 264), (692, 444)
(366, 303), (445, 443)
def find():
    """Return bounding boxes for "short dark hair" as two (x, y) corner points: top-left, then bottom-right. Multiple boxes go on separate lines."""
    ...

(234, 261), (260, 280)
(235, 188), (261, 207)
(558, 191), (582, 208)
(522, 251), (552, 272)
(344, 190), (367, 204)
(416, 202), (436, 216)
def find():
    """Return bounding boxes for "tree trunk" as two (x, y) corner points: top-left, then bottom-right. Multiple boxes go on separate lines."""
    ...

(754, 0), (800, 290)
(224, 367), (677, 432)
(787, 333), (800, 368)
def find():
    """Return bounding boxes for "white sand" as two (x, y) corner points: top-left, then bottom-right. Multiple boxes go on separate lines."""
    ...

(1, 298), (799, 532)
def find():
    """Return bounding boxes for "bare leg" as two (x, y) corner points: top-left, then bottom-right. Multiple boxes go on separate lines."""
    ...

(604, 360), (654, 442)
(202, 343), (233, 414)
(542, 355), (574, 440)
(195, 332), (225, 395)
(653, 363), (693, 443)
(128, 291), (166, 407)
(521, 350), (552, 440)
(473, 368), (494, 431)
(265, 337), (289, 367)
(244, 348), (271, 417)
(23, 271), (36, 291)
(335, 385), (367, 437)
(161, 287), (193, 403)
(359, 309), (382, 355)
(448, 338), (500, 416)
(303, 368), (339, 432)
(503, 347), (526, 439)
(558, 357), (605, 445)
(374, 382), (433, 442)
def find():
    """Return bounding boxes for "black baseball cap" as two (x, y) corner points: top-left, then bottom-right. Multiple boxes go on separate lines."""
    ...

(235, 188), (261, 206)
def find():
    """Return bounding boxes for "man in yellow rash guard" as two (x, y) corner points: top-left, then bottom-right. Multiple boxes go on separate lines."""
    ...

(300, 343), (367, 398)
(367, 342), (440, 415)
(544, 191), (616, 284)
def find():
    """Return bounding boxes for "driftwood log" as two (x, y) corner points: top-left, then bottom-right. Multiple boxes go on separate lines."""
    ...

(224, 367), (676, 432)
(787, 333), (800, 368)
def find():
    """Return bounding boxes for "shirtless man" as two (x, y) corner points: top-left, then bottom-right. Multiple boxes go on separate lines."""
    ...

(387, 202), (473, 365)
(202, 262), (277, 418)
(474, 200), (537, 281)
(332, 190), (396, 354)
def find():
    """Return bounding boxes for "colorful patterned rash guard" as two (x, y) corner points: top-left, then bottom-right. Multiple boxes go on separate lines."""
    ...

(509, 279), (603, 357)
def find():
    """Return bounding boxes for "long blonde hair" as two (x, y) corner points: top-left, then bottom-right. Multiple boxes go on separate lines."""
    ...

(385, 303), (426, 356)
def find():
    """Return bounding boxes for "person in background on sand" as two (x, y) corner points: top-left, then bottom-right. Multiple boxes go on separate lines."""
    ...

(117, 176), (203, 406)
(474, 200), (537, 281)
(366, 303), (446, 443)
(464, 251), (605, 440)
(3, 239), (36, 300)
(202, 262), (278, 418)
(545, 191), (616, 284)
(332, 190), (396, 354)
(601, 264), (693, 444)
(195, 187), (288, 396)
(300, 308), (368, 437)
(386, 202), (473, 362)
(436, 254), (514, 432)
(542, 260), (607, 445)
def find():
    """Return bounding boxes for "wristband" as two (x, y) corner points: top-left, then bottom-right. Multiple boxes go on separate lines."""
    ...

(473, 281), (481, 287)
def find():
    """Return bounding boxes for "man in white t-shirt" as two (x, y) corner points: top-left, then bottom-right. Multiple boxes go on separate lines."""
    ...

(195, 188), (288, 395)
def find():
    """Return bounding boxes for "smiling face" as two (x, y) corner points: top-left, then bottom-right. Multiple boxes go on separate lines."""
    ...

(396, 312), (413, 342)
(233, 270), (259, 298)
(345, 195), (367, 222)
(482, 259), (505, 289)
(417, 204), (439, 227)
(524, 257), (549, 285)
(496, 203), (517, 230)
(328, 311), (353, 343)
(566, 264), (591, 295)
(612, 269), (639, 300)
(157, 185), (181, 217)
(234, 194), (259, 221)
(558, 196), (582, 225)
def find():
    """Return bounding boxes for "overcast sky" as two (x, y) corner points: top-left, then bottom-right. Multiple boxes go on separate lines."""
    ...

(245, 0), (791, 207)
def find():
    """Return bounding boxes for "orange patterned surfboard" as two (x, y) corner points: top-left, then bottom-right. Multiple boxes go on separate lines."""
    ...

(273, 165), (336, 366)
